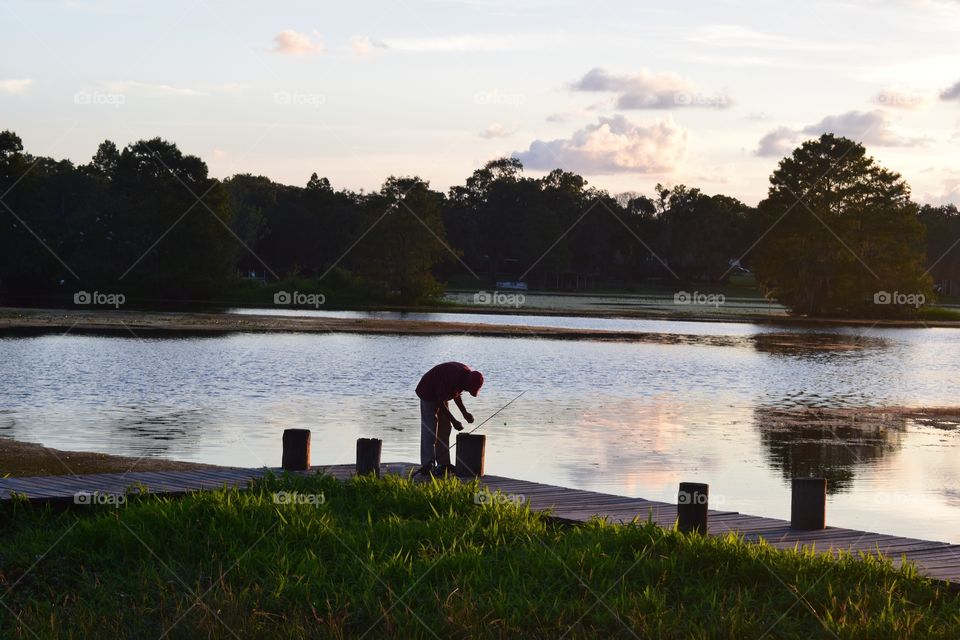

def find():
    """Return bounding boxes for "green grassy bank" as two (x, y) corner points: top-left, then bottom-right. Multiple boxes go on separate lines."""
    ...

(0, 473), (957, 638)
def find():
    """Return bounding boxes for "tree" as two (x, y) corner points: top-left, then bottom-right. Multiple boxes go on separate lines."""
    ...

(446, 158), (525, 282)
(918, 204), (960, 295)
(111, 138), (235, 296)
(753, 134), (931, 317)
(356, 176), (449, 302)
(656, 185), (752, 282)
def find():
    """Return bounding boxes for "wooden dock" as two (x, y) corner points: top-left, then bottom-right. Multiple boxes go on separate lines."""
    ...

(2, 462), (959, 585)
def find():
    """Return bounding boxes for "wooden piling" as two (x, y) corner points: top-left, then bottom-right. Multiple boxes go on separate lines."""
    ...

(356, 438), (382, 477)
(455, 433), (486, 478)
(791, 477), (826, 530)
(281, 429), (311, 471)
(677, 482), (709, 534)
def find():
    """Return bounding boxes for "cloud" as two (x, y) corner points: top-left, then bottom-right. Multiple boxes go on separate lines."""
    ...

(686, 24), (853, 52)
(801, 109), (924, 147)
(0, 78), (33, 95)
(102, 81), (209, 97)
(874, 89), (929, 109)
(756, 109), (927, 156)
(350, 35), (387, 56)
(921, 172), (960, 206)
(513, 114), (687, 174)
(376, 34), (521, 52)
(271, 29), (324, 55)
(941, 80), (960, 101)
(545, 109), (596, 123)
(755, 126), (802, 157)
(479, 123), (513, 139)
(570, 67), (731, 110)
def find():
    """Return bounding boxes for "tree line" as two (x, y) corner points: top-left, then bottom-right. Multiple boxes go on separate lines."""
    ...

(0, 129), (957, 316)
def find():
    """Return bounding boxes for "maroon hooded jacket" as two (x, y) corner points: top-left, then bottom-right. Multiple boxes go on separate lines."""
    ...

(416, 362), (483, 402)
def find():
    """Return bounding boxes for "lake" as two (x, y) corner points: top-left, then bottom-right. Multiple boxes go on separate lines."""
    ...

(2, 310), (958, 543)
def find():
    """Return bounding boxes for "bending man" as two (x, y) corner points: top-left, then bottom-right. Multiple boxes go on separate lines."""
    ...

(415, 362), (484, 475)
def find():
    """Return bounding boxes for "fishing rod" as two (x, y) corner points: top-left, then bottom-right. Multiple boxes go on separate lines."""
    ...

(415, 390), (527, 476)
(462, 389), (526, 436)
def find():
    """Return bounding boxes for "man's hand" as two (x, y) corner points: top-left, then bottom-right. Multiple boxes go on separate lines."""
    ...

(452, 420), (464, 431)
(463, 412), (474, 424)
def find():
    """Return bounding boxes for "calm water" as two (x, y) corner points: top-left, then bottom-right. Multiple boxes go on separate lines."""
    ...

(2, 314), (959, 543)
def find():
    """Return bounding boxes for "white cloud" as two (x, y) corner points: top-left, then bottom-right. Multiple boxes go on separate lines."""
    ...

(874, 88), (930, 109)
(570, 67), (731, 110)
(920, 172), (960, 206)
(102, 81), (209, 97)
(941, 80), (960, 101)
(350, 35), (387, 56)
(513, 114), (687, 174)
(0, 78), (33, 95)
(545, 109), (596, 123)
(479, 123), (513, 139)
(271, 29), (324, 55)
(756, 109), (926, 157)
(802, 109), (924, 147)
(686, 24), (853, 52)
(376, 33), (520, 52)
(755, 126), (802, 157)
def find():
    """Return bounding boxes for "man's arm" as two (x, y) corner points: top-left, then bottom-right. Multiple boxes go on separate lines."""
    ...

(441, 402), (464, 431)
(453, 394), (473, 424)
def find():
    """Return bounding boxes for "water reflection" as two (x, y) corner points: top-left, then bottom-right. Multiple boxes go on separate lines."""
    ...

(756, 406), (906, 492)
(751, 332), (888, 357)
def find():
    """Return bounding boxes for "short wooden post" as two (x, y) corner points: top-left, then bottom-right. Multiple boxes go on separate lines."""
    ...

(455, 433), (485, 478)
(791, 477), (826, 530)
(281, 429), (311, 471)
(677, 482), (709, 534)
(356, 438), (382, 477)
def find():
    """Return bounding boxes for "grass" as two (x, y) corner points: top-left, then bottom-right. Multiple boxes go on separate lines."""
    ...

(1, 473), (958, 639)
(917, 305), (960, 321)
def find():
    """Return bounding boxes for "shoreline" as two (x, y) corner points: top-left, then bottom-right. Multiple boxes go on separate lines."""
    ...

(0, 436), (223, 477)
(0, 306), (754, 344)
(1, 305), (959, 342)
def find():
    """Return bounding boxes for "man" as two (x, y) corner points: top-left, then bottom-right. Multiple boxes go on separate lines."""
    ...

(415, 362), (484, 476)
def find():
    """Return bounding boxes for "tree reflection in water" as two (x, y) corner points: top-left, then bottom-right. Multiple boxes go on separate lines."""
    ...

(755, 406), (906, 493)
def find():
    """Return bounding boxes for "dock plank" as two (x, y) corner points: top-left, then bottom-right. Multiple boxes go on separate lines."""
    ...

(2, 462), (958, 585)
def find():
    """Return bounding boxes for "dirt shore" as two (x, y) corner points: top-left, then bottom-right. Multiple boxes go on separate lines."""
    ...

(0, 306), (751, 344)
(2, 306), (958, 346)
(0, 437), (222, 477)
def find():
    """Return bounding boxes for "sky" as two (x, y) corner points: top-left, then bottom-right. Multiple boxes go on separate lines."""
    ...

(1, 0), (959, 206)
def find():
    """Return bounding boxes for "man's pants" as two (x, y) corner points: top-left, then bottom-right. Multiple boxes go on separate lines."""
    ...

(420, 400), (452, 468)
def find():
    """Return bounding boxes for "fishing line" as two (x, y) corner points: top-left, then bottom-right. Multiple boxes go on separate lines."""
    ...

(447, 389), (526, 451)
